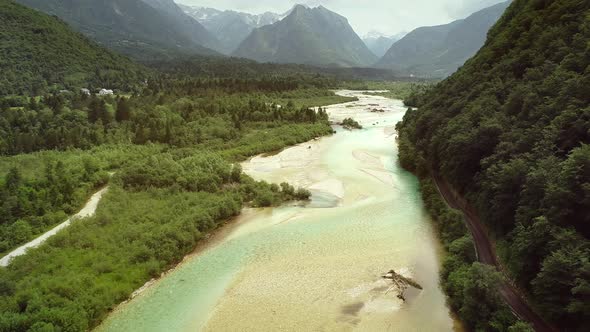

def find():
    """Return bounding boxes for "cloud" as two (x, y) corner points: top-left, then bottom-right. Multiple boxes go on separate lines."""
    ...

(176, 0), (508, 36)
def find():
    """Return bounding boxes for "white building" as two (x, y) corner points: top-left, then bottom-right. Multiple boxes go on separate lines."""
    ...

(98, 89), (114, 96)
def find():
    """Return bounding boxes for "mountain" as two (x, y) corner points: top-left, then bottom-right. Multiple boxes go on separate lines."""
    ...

(233, 5), (377, 67)
(362, 31), (406, 57)
(140, 0), (222, 50)
(376, 1), (511, 77)
(180, 5), (284, 53)
(0, 0), (146, 95)
(15, 0), (221, 60)
(364, 37), (394, 58)
(397, 0), (589, 330)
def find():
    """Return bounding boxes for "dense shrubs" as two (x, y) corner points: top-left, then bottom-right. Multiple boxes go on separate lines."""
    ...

(0, 63), (330, 330)
(341, 118), (363, 130)
(0, 187), (242, 331)
(0, 149), (313, 331)
(0, 156), (107, 254)
(118, 153), (231, 192)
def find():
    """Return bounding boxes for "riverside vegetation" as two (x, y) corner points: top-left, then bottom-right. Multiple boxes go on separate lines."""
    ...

(397, 0), (589, 331)
(2, 0), (588, 330)
(340, 118), (363, 130)
(0, 70), (351, 330)
(339, 80), (433, 101)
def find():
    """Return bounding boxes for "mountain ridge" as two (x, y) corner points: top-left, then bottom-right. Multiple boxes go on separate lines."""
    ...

(180, 4), (284, 53)
(377, 1), (511, 77)
(15, 0), (221, 60)
(0, 0), (146, 95)
(363, 32), (405, 58)
(232, 5), (377, 67)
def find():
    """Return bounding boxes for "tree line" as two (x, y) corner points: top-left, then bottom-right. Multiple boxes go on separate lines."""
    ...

(0, 78), (332, 156)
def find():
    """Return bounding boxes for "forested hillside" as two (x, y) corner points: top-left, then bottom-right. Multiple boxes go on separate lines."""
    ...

(147, 55), (403, 83)
(0, 1), (146, 95)
(15, 0), (220, 60)
(397, 0), (590, 330)
(377, 1), (510, 77)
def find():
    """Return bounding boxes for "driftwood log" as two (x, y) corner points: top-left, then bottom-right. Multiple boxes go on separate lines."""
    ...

(382, 270), (423, 301)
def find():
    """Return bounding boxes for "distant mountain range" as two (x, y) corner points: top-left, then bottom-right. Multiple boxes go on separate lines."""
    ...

(233, 5), (377, 67)
(362, 31), (406, 57)
(15, 0), (221, 60)
(180, 5), (286, 53)
(12, 0), (511, 72)
(1, 0), (146, 95)
(377, 1), (511, 77)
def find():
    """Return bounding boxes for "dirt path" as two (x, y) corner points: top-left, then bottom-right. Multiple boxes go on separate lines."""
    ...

(0, 186), (109, 267)
(433, 175), (557, 332)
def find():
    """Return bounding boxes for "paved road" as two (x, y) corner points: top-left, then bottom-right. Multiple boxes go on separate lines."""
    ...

(0, 187), (109, 267)
(433, 175), (558, 332)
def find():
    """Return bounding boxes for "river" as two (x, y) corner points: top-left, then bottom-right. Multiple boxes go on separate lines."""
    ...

(97, 91), (459, 332)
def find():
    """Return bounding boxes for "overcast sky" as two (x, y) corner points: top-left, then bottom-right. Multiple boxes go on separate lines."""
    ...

(176, 0), (508, 36)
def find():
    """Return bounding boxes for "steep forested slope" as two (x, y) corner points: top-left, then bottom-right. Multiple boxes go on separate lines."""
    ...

(15, 0), (220, 60)
(397, 0), (590, 330)
(0, 1), (146, 95)
(233, 5), (377, 67)
(377, 1), (510, 77)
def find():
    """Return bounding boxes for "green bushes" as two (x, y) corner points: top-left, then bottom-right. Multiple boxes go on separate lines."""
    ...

(0, 156), (107, 255)
(0, 77), (326, 330)
(0, 36), (346, 330)
(0, 148), (312, 331)
(118, 153), (231, 192)
(238, 178), (311, 208)
(341, 118), (363, 130)
(0, 187), (241, 330)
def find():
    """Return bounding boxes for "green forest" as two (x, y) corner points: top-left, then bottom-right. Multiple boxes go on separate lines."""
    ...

(0, 1), (147, 95)
(418, 177), (525, 331)
(397, 0), (589, 331)
(0, 149), (312, 331)
(2, 0), (589, 330)
(0, 66), (352, 330)
(0, 1), (388, 98)
(0, 3), (366, 330)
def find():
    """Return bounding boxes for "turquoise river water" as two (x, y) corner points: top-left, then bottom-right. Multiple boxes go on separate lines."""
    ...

(97, 91), (459, 332)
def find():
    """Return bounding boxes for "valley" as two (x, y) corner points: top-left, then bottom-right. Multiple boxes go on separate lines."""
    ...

(97, 91), (459, 332)
(1, 0), (588, 331)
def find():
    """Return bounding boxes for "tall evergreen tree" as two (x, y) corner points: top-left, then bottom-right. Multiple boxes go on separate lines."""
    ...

(116, 97), (131, 122)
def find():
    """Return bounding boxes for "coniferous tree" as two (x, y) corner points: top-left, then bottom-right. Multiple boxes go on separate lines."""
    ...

(116, 97), (131, 122)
